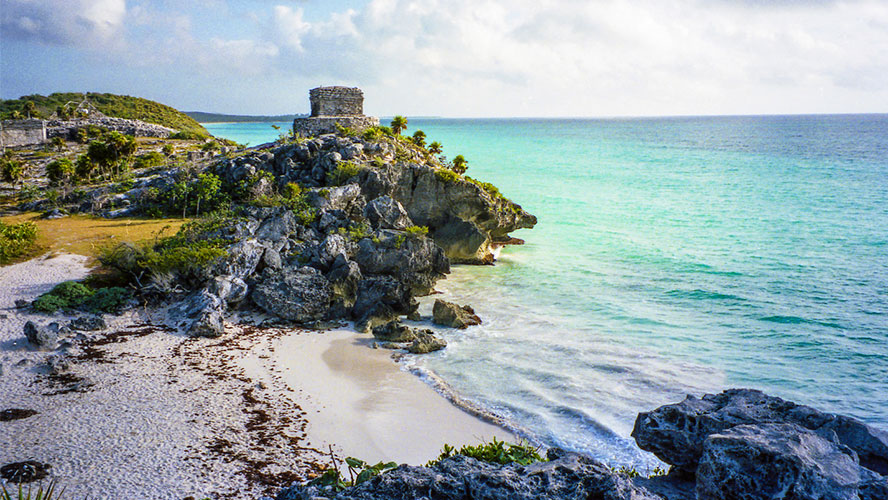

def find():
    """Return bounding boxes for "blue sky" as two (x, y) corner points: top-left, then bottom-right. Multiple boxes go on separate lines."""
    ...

(1, 0), (886, 117)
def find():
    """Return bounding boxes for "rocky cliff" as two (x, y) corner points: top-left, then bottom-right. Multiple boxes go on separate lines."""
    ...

(278, 389), (888, 500)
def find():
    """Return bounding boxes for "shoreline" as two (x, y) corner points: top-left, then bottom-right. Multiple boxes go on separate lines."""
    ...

(0, 253), (518, 497)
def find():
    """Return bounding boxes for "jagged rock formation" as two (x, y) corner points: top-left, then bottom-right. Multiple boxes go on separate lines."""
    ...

(94, 129), (534, 336)
(277, 390), (888, 500)
(432, 299), (482, 329)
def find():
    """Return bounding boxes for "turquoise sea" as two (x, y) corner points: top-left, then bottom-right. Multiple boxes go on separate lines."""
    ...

(204, 116), (888, 468)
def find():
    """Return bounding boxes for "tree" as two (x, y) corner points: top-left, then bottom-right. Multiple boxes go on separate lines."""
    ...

(10, 110), (21, 120)
(1, 158), (25, 190)
(428, 141), (443, 156)
(23, 101), (37, 119)
(193, 173), (222, 217)
(46, 158), (75, 185)
(51, 136), (66, 152)
(452, 154), (468, 175)
(390, 115), (408, 135)
(88, 132), (137, 179)
(411, 130), (426, 148)
(75, 154), (95, 181)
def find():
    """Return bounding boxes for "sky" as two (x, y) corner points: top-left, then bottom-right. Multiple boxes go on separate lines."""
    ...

(1, 0), (887, 117)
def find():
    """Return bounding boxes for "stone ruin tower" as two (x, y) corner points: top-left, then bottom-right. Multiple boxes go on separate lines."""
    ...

(293, 86), (379, 137)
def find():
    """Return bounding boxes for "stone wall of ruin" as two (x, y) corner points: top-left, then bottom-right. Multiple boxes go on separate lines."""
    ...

(0, 119), (47, 148)
(310, 87), (364, 117)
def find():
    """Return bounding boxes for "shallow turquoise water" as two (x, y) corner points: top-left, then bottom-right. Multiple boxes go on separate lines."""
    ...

(205, 116), (888, 468)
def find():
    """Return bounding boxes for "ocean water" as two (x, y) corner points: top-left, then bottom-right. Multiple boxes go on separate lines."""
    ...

(204, 115), (888, 468)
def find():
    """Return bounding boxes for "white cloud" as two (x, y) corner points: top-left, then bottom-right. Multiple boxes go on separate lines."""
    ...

(1, 0), (127, 47)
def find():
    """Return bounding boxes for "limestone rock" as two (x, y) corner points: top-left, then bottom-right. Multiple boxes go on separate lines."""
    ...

(364, 195), (412, 230)
(696, 423), (866, 500)
(251, 267), (333, 322)
(68, 315), (106, 331)
(432, 299), (482, 329)
(371, 321), (417, 342)
(277, 451), (658, 500)
(354, 230), (449, 295)
(23, 321), (58, 350)
(631, 388), (888, 476)
(183, 289), (226, 337)
(408, 331), (447, 354)
(209, 275), (249, 305)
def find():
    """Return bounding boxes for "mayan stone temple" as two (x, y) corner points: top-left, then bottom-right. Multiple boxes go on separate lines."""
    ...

(292, 86), (379, 136)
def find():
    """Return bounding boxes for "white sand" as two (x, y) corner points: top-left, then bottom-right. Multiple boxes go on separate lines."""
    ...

(1, 254), (516, 498)
(241, 329), (514, 466)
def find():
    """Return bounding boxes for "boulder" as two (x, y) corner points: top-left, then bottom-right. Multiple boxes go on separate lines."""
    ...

(215, 238), (265, 280)
(432, 299), (482, 329)
(371, 321), (417, 342)
(352, 277), (416, 331)
(631, 389), (888, 476)
(251, 267), (333, 322)
(183, 289), (226, 337)
(364, 195), (413, 230)
(68, 315), (106, 331)
(696, 423), (866, 500)
(208, 275), (249, 305)
(354, 230), (449, 295)
(277, 451), (658, 500)
(327, 256), (362, 314)
(408, 330), (447, 354)
(23, 321), (58, 350)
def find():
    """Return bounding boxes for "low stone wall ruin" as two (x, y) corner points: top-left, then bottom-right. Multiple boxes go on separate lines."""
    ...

(292, 116), (379, 137)
(0, 119), (47, 148)
(47, 117), (176, 140)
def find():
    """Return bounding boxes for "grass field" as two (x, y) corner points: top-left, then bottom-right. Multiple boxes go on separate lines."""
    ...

(0, 213), (189, 264)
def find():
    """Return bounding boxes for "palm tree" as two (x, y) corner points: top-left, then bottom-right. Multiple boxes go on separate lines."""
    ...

(428, 141), (443, 156)
(391, 115), (408, 135)
(23, 101), (36, 119)
(452, 154), (468, 175)
(412, 130), (426, 148)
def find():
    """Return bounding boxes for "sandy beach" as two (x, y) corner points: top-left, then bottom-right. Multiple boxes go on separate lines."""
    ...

(0, 253), (515, 498)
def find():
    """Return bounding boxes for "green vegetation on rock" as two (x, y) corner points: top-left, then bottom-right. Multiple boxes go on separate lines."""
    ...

(327, 161), (363, 186)
(427, 438), (545, 467)
(31, 280), (132, 313)
(0, 92), (209, 138)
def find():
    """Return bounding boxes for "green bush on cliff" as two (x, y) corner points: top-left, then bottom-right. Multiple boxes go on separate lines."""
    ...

(133, 152), (165, 170)
(427, 438), (545, 467)
(404, 225), (428, 237)
(434, 168), (460, 183)
(0, 220), (38, 264)
(327, 161), (363, 186)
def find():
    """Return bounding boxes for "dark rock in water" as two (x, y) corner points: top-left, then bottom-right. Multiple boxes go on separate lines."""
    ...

(277, 451), (658, 500)
(23, 321), (58, 350)
(631, 389), (888, 476)
(0, 409), (39, 422)
(0, 461), (51, 483)
(408, 330), (447, 354)
(372, 321), (417, 342)
(432, 299), (482, 329)
(252, 267), (333, 323)
(696, 423), (866, 500)
(364, 195), (412, 230)
(182, 289), (226, 337)
(69, 315), (106, 331)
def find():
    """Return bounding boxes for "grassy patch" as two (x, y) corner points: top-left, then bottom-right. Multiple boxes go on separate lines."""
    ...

(0, 213), (189, 263)
(327, 161), (363, 186)
(0, 220), (38, 264)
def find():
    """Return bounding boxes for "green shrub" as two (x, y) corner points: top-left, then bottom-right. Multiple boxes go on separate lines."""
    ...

(83, 287), (133, 313)
(46, 159), (75, 184)
(31, 294), (70, 313)
(465, 176), (504, 200)
(170, 130), (209, 140)
(161, 144), (175, 156)
(308, 457), (398, 493)
(133, 151), (165, 170)
(434, 169), (460, 183)
(31, 280), (95, 312)
(0, 220), (38, 264)
(428, 438), (544, 467)
(338, 223), (371, 242)
(326, 161), (363, 186)
(334, 122), (358, 137)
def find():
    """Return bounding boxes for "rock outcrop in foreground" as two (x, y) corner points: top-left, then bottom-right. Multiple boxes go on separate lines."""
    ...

(278, 389), (888, 500)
